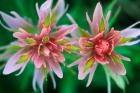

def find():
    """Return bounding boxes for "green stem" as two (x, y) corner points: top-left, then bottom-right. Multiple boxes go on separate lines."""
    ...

(103, 66), (111, 93)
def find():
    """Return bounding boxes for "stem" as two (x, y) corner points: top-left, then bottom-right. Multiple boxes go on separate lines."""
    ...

(103, 66), (111, 93)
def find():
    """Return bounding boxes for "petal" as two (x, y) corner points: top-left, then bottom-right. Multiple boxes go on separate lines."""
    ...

(94, 55), (109, 64)
(121, 21), (140, 38)
(79, 37), (93, 49)
(13, 28), (31, 39)
(91, 2), (103, 34)
(49, 71), (56, 89)
(57, 0), (65, 15)
(78, 61), (90, 80)
(68, 57), (84, 68)
(33, 55), (44, 68)
(89, 32), (103, 42)
(105, 11), (111, 31)
(121, 28), (140, 38)
(53, 0), (68, 22)
(86, 12), (92, 29)
(51, 24), (77, 39)
(106, 28), (121, 45)
(37, 0), (53, 22)
(32, 68), (45, 93)
(40, 27), (51, 37)
(15, 60), (28, 76)
(3, 50), (27, 75)
(86, 63), (97, 87)
(120, 40), (140, 46)
(0, 11), (31, 29)
(107, 56), (126, 75)
(57, 53), (65, 63)
(47, 58), (63, 78)
(43, 47), (50, 56)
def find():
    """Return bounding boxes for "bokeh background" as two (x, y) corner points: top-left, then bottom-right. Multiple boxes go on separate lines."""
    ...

(0, 0), (140, 93)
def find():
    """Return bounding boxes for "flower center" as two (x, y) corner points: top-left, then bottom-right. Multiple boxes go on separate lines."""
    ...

(94, 39), (110, 56)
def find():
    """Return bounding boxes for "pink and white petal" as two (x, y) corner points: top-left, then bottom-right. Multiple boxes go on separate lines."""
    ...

(89, 32), (103, 42)
(0, 11), (31, 29)
(57, 0), (65, 15)
(92, 2), (103, 33)
(43, 47), (50, 56)
(86, 63), (97, 87)
(49, 71), (56, 89)
(10, 11), (32, 26)
(52, 24), (77, 39)
(121, 56), (131, 62)
(68, 57), (85, 68)
(121, 28), (140, 38)
(34, 56), (44, 69)
(15, 60), (29, 76)
(32, 68), (45, 93)
(79, 37), (93, 49)
(47, 58), (63, 78)
(94, 55), (109, 64)
(3, 50), (24, 75)
(78, 61), (90, 80)
(108, 61), (126, 75)
(13, 28), (31, 40)
(105, 10), (111, 31)
(40, 27), (51, 37)
(86, 12), (92, 29)
(57, 53), (65, 63)
(38, 0), (53, 22)
(120, 40), (140, 46)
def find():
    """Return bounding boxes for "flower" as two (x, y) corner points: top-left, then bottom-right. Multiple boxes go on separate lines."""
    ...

(0, 0), (77, 93)
(68, 2), (140, 87)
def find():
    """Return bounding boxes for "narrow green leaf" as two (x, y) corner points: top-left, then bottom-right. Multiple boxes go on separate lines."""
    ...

(118, 37), (133, 45)
(110, 7), (121, 27)
(45, 13), (51, 27)
(84, 58), (94, 72)
(16, 55), (29, 64)
(112, 55), (121, 64)
(56, 39), (70, 45)
(24, 38), (36, 45)
(100, 18), (106, 32)
(78, 27), (90, 37)
(66, 45), (81, 51)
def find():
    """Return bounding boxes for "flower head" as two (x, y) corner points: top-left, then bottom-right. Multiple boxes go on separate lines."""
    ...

(69, 2), (140, 87)
(0, 0), (77, 92)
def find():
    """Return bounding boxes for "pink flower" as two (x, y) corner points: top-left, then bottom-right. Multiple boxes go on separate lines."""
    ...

(1, 0), (77, 92)
(69, 2), (140, 87)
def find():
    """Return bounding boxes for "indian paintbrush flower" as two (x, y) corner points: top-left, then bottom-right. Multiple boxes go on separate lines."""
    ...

(68, 2), (140, 87)
(0, 0), (77, 93)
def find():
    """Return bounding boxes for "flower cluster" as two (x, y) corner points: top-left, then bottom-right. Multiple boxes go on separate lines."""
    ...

(0, 0), (140, 93)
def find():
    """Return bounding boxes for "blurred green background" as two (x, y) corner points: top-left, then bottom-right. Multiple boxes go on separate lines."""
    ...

(0, 0), (140, 93)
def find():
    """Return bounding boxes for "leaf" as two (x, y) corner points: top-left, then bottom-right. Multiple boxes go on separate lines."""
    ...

(118, 37), (133, 45)
(83, 41), (93, 47)
(45, 12), (52, 27)
(84, 58), (94, 72)
(78, 27), (90, 37)
(100, 18), (106, 32)
(65, 45), (81, 51)
(112, 55), (121, 64)
(24, 38), (36, 45)
(56, 39), (70, 45)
